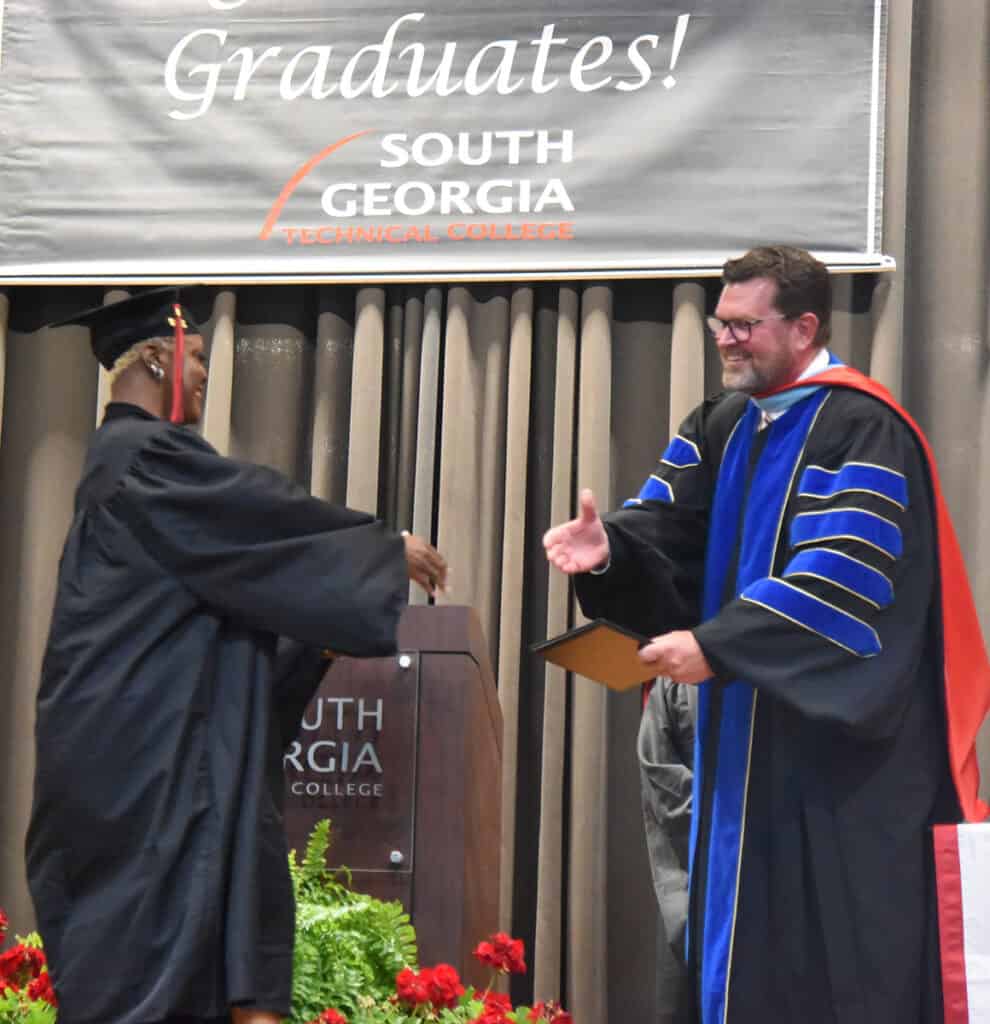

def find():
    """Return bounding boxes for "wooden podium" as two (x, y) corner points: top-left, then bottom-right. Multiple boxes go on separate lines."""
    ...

(283, 605), (502, 986)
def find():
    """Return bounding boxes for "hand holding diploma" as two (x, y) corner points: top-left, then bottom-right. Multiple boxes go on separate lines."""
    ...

(638, 630), (712, 685)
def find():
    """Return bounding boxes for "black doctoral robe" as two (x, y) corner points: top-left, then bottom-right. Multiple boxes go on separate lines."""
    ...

(26, 403), (408, 1024)
(576, 381), (961, 1024)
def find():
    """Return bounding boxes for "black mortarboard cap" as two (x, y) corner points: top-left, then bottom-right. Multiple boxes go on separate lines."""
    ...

(51, 287), (203, 370)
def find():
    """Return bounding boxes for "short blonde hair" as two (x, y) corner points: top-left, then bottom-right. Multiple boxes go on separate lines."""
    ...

(107, 336), (173, 384)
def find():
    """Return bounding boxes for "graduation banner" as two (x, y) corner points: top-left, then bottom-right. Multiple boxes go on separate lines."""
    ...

(0, 0), (888, 282)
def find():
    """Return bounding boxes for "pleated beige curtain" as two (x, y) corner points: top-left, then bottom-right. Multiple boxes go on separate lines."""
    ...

(2, 2), (989, 1022)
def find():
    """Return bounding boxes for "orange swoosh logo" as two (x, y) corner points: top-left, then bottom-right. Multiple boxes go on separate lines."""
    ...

(259, 130), (370, 241)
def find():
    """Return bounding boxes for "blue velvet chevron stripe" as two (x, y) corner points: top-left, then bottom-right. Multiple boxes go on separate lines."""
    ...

(791, 507), (902, 558)
(661, 435), (702, 468)
(741, 577), (881, 656)
(623, 434), (700, 507)
(799, 462), (908, 508)
(689, 389), (831, 1024)
(623, 474), (674, 508)
(783, 547), (894, 608)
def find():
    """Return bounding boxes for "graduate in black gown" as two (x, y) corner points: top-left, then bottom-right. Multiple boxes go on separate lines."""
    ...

(544, 247), (990, 1024)
(25, 290), (448, 1024)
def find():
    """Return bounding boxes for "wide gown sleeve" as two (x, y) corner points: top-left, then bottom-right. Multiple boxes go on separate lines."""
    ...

(574, 398), (727, 636)
(693, 398), (936, 740)
(110, 425), (408, 655)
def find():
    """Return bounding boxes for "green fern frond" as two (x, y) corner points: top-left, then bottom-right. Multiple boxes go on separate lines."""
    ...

(303, 818), (332, 877)
(288, 819), (420, 1024)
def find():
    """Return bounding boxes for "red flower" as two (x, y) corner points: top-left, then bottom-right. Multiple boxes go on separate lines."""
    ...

(0, 945), (46, 988)
(308, 1010), (347, 1024)
(473, 1010), (509, 1024)
(528, 1000), (573, 1023)
(396, 963), (466, 1009)
(471, 990), (515, 1024)
(0, 909), (8, 940)
(0, 947), (25, 983)
(27, 972), (58, 1007)
(427, 962), (465, 1008)
(396, 966), (432, 1007)
(473, 932), (527, 975)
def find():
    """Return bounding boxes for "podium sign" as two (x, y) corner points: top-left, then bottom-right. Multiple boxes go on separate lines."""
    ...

(284, 653), (420, 902)
(282, 606), (502, 983)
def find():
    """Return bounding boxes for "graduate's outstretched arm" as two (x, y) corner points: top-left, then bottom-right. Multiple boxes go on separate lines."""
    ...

(115, 427), (409, 654)
(402, 532), (449, 597)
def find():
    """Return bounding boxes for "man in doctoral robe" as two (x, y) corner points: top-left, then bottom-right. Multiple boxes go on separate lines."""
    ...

(543, 245), (990, 1024)
(26, 288), (447, 1024)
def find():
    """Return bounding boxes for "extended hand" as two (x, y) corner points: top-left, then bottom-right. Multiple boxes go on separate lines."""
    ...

(638, 630), (713, 685)
(402, 533), (448, 597)
(543, 489), (610, 575)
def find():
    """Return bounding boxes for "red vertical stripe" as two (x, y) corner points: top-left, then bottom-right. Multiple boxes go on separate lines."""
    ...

(641, 679), (655, 711)
(170, 304), (186, 425)
(933, 825), (970, 1024)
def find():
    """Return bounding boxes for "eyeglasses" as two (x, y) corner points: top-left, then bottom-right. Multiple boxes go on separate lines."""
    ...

(705, 314), (791, 342)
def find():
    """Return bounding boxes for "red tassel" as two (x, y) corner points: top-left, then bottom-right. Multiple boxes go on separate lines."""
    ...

(169, 303), (186, 424)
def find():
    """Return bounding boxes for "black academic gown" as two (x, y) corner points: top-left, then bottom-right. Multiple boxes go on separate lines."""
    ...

(577, 384), (960, 1024)
(26, 404), (408, 1024)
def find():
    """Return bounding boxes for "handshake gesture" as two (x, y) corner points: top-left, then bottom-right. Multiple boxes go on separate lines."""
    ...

(542, 489), (610, 574)
(542, 488), (712, 685)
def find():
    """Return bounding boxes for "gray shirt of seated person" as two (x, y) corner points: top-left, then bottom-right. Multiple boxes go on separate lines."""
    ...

(638, 678), (697, 1023)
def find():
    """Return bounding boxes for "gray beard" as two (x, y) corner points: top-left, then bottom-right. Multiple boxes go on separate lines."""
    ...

(721, 363), (766, 395)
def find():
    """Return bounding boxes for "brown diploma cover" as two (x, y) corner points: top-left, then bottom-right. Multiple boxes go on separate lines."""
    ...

(531, 619), (655, 691)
